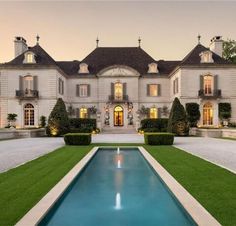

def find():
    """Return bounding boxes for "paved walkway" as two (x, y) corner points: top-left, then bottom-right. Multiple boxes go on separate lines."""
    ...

(0, 138), (64, 172)
(174, 137), (236, 173)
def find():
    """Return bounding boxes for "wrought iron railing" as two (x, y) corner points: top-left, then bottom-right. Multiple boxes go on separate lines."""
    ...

(108, 95), (129, 102)
(16, 89), (39, 98)
(198, 89), (221, 98)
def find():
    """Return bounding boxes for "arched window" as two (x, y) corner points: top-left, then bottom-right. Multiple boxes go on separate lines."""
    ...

(150, 107), (158, 119)
(114, 82), (123, 100)
(24, 103), (34, 126)
(204, 75), (213, 95)
(80, 108), (88, 118)
(203, 103), (213, 125)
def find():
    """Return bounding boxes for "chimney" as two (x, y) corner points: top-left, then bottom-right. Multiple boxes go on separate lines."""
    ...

(14, 37), (28, 57)
(209, 36), (223, 57)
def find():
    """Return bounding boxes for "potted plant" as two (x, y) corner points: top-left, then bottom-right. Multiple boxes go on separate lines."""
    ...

(7, 113), (17, 128)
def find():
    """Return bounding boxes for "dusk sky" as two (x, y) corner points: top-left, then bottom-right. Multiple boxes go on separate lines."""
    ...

(1, 1), (236, 62)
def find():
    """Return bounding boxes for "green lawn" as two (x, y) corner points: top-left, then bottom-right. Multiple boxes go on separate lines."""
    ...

(0, 144), (235, 226)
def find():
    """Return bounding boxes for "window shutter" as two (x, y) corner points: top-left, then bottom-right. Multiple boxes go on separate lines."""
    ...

(87, 85), (91, 96)
(19, 76), (23, 90)
(76, 85), (80, 97)
(176, 78), (179, 93)
(158, 108), (161, 118)
(200, 75), (204, 90)
(214, 75), (218, 91)
(123, 83), (127, 96)
(33, 76), (38, 90)
(173, 80), (175, 94)
(158, 84), (161, 96)
(147, 108), (150, 118)
(111, 83), (114, 96)
(147, 84), (150, 96)
(76, 108), (80, 118)
(87, 108), (90, 118)
(62, 80), (64, 95)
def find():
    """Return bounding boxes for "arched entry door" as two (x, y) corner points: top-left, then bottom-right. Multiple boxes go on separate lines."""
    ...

(114, 106), (123, 126)
(24, 103), (34, 126)
(203, 102), (213, 125)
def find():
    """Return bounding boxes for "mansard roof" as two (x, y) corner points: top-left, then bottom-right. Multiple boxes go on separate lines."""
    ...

(180, 44), (229, 65)
(56, 61), (81, 75)
(80, 47), (155, 74)
(5, 44), (57, 66)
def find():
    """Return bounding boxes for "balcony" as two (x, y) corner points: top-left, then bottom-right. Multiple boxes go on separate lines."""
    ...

(16, 89), (39, 99)
(198, 89), (221, 99)
(108, 95), (129, 103)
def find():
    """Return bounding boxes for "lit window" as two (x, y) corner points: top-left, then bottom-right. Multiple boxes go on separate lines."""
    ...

(80, 108), (88, 118)
(203, 103), (213, 125)
(24, 103), (34, 126)
(24, 75), (33, 91)
(26, 54), (34, 63)
(148, 84), (158, 97)
(150, 107), (158, 119)
(204, 75), (213, 95)
(200, 51), (214, 63)
(115, 82), (123, 100)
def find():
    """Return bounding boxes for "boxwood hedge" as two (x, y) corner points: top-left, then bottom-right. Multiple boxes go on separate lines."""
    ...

(144, 132), (174, 145)
(64, 133), (91, 145)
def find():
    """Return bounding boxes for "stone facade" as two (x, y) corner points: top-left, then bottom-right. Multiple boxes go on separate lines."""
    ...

(0, 36), (236, 131)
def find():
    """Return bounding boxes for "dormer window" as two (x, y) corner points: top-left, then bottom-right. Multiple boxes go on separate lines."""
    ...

(79, 63), (89, 74)
(148, 63), (158, 73)
(199, 51), (214, 63)
(23, 51), (36, 64)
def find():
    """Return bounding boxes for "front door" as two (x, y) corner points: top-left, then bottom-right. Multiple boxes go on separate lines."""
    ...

(114, 106), (123, 126)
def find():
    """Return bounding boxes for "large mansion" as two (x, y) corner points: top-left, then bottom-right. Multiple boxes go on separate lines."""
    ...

(0, 36), (236, 131)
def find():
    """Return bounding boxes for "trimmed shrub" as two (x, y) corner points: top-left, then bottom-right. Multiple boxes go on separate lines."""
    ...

(69, 118), (96, 130)
(186, 103), (200, 127)
(144, 133), (174, 145)
(168, 97), (189, 136)
(40, 115), (46, 127)
(70, 127), (93, 133)
(140, 118), (168, 132)
(46, 98), (70, 136)
(219, 103), (231, 120)
(64, 133), (91, 145)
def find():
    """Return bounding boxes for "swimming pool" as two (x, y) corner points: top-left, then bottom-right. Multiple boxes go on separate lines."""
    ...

(38, 148), (196, 226)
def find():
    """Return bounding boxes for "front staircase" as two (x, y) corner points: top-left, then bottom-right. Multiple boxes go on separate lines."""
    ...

(101, 127), (137, 134)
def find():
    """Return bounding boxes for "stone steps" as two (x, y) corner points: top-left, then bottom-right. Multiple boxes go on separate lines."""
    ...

(101, 127), (137, 134)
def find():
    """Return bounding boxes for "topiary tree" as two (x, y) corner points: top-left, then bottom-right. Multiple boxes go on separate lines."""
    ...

(7, 113), (17, 128)
(186, 103), (200, 127)
(219, 103), (231, 120)
(46, 98), (70, 136)
(167, 97), (189, 136)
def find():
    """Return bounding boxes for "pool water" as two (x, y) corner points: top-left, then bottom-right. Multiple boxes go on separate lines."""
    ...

(39, 148), (196, 226)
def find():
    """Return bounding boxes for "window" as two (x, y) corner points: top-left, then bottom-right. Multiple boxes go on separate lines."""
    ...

(26, 53), (34, 63)
(200, 51), (214, 63)
(173, 78), (179, 94)
(150, 107), (158, 119)
(204, 75), (213, 95)
(58, 78), (64, 95)
(203, 103), (213, 125)
(24, 103), (34, 126)
(147, 84), (160, 97)
(80, 108), (88, 118)
(24, 75), (33, 91)
(114, 82), (123, 100)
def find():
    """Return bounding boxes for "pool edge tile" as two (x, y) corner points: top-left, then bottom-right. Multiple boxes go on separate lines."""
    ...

(15, 147), (99, 226)
(138, 146), (222, 226)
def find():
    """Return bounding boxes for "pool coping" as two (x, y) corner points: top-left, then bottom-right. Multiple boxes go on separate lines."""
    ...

(16, 146), (221, 226)
(15, 146), (99, 226)
(138, 146), (221, 226)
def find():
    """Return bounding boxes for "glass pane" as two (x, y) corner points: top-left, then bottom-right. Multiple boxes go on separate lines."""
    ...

(149, 85), (158, 96)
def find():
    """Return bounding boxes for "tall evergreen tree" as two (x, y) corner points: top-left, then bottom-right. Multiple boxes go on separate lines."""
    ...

(46, 98), (70, 136)
(167, 97), (189, 136)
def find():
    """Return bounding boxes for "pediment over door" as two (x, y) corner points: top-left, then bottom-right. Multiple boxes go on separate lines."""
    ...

(98, 65), (140, 77)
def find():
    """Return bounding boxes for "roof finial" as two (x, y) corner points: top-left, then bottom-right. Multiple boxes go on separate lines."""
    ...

(36, 34), (40, 45)
(138, 36), (141, 48)
(96, 36), (99, 48)
(197, 34), (201, 44)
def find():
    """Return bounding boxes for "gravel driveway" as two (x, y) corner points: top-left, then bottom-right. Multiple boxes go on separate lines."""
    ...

(174, 137), (236, 173)
(0, 137), (64, 172)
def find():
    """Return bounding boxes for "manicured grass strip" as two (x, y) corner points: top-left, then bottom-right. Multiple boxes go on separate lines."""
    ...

(0, 145), (92, 226)
(220, 137), (236, 141)
(145, 145), (236, 226)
